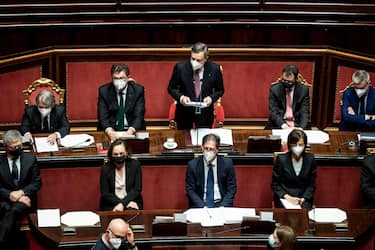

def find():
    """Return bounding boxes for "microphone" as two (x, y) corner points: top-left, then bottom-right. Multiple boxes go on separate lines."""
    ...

(211, 226), (250, 235)
(126, 212), (141, 224)
(336, 140), (358, 154)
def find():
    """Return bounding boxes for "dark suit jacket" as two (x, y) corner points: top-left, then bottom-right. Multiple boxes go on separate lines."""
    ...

(185, 155), (236, 208)
(265, 81), (310, 129)
(97, 81), (145, 131)
(20, 105), (70, 137)
(0, 152), (42, 212)
(100, 158), (143, 210)
(360, 155), (375, 208)
(271, 152), (316, 208)
(168, 60), (224, 129)
(340, 86), (375, 131)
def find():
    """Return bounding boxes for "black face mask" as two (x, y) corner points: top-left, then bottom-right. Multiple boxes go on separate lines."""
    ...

(281, 79), (295, 89)
(112, 155), (126, 164)
(8, 148), (23, 158)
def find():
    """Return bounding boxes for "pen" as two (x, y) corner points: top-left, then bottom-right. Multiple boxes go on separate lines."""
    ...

(206, 209), (212, 219)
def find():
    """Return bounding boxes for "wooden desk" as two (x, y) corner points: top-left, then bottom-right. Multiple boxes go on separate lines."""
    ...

(29, 209), (375, 250)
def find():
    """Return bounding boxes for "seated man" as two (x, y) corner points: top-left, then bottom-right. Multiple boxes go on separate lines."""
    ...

(0, 130), (42, 249)
(265, 64), (310, 130)
(360, 155), (375, 208)
(340, 70), (375, 131)
(92, 218), (137, 250)
(185, 133), (236, 208)
(20, 89), (70, 143)
(98, 64), (146, 142)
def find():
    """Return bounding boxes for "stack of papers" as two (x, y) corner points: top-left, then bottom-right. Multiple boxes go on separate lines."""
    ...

(280, 198), (301, 209)
(308, 208), (347, 223)
(60, 134), (95, 148)
(184, 207), (256, 227)
(34, 137), (59, 153)
(190, 128), (233, 146)
(60, 211), (100, 227)
(272, 129), (329, 144)
(37, 209), (61, 227)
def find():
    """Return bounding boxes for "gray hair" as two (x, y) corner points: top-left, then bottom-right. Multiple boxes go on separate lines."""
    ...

(352, 70), (370, 84)
(36, 89), (56, 107)
(3, 130), (22, 145)
(191, 42), (209, 58)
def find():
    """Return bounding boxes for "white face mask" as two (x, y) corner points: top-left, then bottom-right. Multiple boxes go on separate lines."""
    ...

(113, 79), (127, 91)
(355, 88), (368, 98)
(203, 150), (216, 163)
(38, 107), (51, 117)
(268, 234), (276, 248)
(291, 145), (305, 157)
(191, 60), (204, 71)
(109, 237), (122, 249)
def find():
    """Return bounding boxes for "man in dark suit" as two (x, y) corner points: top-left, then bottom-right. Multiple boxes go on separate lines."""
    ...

(168, 42), (224, 129)
(20, 89), (70, 144)
(98, 64), (145, 142)
(340, 70), (375, 131)
(360, 155), (375, 208)
(0, 130), (41, 249)
(185, 133), (236, 208)
(265, 65), (310, 130)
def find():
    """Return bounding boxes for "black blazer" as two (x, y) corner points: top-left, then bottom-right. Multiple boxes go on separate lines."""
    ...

(265, 81), (310, 129)
(168, 60), (224, 129)
(20, 105), (70, 137)
(100, 158), (143, 210)
(0, 152), (42, 212)
(185, 155), (236, 208)
(97, 81), (145, 131)
(271, 152), (316, 208)
(360, 155), (375, 208)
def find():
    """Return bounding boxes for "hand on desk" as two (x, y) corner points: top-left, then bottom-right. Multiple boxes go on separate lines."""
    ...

(284, 194), (302, 205)
(47, 133), (57, 144)
(126, 201), (139, 210)
(113, 203), (125, 212)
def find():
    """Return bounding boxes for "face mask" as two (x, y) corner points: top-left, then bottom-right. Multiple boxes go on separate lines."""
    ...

(112, 155), (126, 164)
(281, 79), (294, 89)
(8, 148), (23, 158)
(291, 145), (305, 157)
(355, 88), (368, 98)
(109, 238), (123, 249)
(113, 79), (127, 91)
(268, 234), (276, 248)
(203, 150), (216, 163)
(38, 107), (51, 117)
(191, 60), (204, 71)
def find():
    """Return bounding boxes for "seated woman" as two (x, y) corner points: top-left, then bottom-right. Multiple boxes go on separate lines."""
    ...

(268, 225), (296, 250)
(271, 129), (316, 208)
(100, 139), (143, 211)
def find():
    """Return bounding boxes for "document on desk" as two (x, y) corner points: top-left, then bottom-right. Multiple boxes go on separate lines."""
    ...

(60, 211), (100, 227)
(34, 137), (59, 153)
(308, 208), (347, 223)
(60, 134), (95, 148)
(190, 128), (233, 146)
(272, 129), (329, 144)
(184, 207), (256, 226)
(37, 209), (61, 227)
(280, 198), (301, 209)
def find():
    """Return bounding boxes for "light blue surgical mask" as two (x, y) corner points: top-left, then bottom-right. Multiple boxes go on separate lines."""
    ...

(268, 234), (276, 248)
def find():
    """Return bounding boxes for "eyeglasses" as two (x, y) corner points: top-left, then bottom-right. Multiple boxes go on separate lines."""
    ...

(108, 229), (124, 239)
(203, 147), (216, 152)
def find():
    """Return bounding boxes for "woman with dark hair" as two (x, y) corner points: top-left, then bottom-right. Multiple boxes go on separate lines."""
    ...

(268, 225), (296, 250)
(271, 129), (316, 208)
(100, 139), (143, 211)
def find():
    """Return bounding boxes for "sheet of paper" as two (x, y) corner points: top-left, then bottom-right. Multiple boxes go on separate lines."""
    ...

(60, 134), (95, 148)
(308, 208), (347, 223)
(60, 211), (100, 227)
(185, 102), (208, 108)
(190, 128), (233, 146)
(37, 209), (61, 227)
(280, 198), (301, 209)
(272, 129), (329, 144)
(34, 137), (59, 153)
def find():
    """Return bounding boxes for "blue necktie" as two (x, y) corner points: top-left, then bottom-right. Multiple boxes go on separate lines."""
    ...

(206, 164), (214, 208)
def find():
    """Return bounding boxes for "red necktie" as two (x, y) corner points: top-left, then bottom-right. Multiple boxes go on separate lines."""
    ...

(285, 89), (295, 128)
(194, 70), (201, 98)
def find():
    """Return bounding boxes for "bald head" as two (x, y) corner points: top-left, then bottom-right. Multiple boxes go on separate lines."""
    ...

(107, 218), (129, 238)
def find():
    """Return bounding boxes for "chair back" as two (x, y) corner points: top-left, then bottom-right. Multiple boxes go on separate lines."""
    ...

(23, 78), (65, 105)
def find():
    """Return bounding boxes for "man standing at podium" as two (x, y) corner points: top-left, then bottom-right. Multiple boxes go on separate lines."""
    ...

(168, 42), (224, 129)
(0, 130), (41, 249)
(185, 133), (236, 208)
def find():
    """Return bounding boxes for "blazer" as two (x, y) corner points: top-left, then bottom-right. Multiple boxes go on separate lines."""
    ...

(100, 158), (143, 210)
(265, 81), (310, 130)
(185, 155), (236, 208)
(168, 60), (224, 129)
(271, 152), (316, 208)
(340, 86), (375, 131)
(0, 152), (42, 211)
(20, 105), (70, 137)
(360, 155), (375, 208)
(97, 81), (146, 131)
